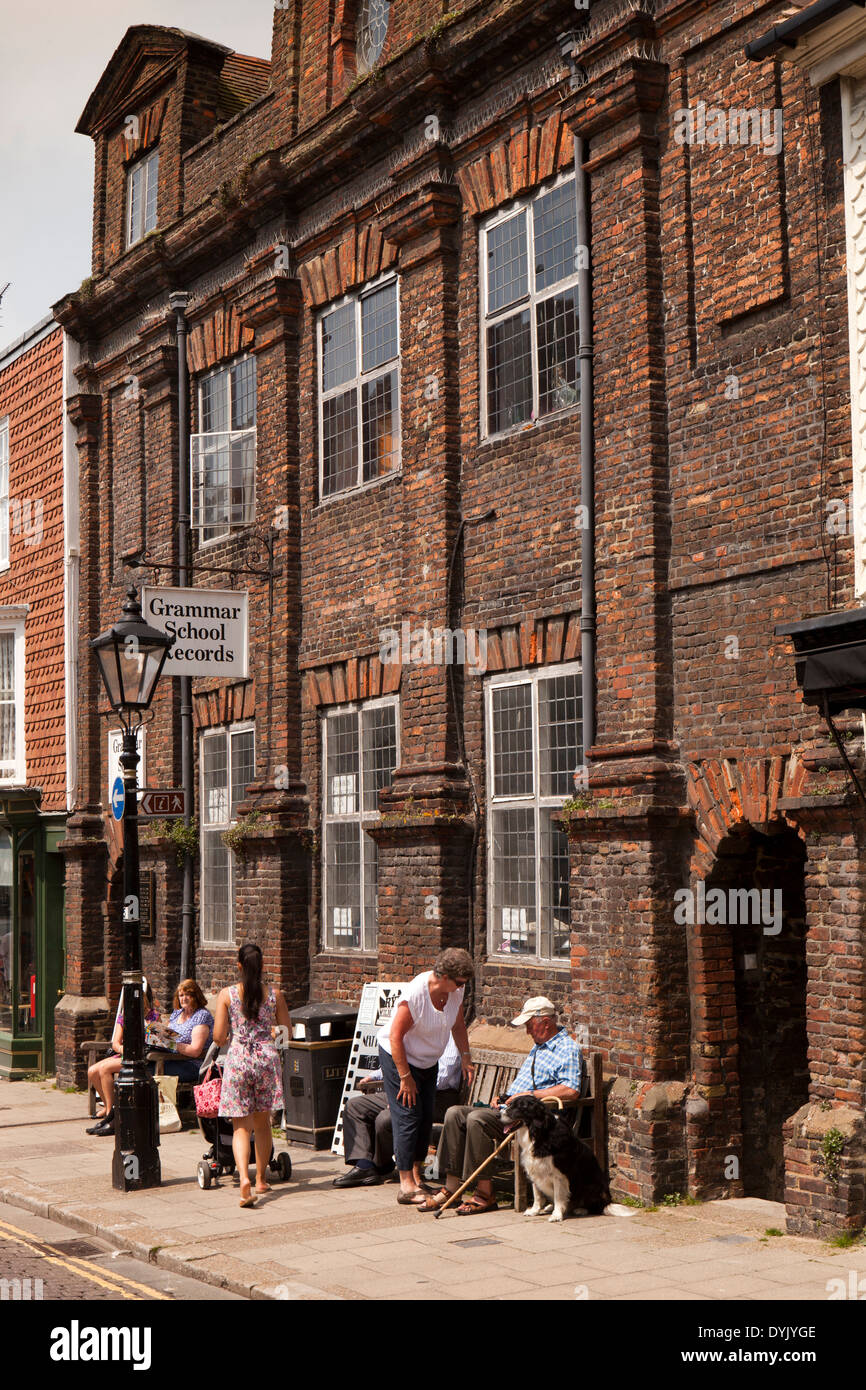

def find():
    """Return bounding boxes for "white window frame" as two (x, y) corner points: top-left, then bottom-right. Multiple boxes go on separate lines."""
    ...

(126, 148), (159, 249)
(0, 618), (26, 785)
(317, 273), (401, 501)
(485, 662), (581, 964)
(191, 354), (257, 546)
(321, 695), (400, 953)
(0, 418), (9, 572)
(479, 171), (579, 441)
(199, 721), (255, 946)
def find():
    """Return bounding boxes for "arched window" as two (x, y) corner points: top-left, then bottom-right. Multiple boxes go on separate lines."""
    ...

(356, 0), (390, 74)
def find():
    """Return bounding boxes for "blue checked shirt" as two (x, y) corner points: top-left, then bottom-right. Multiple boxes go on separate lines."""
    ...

(507, 1028), (583, 1098)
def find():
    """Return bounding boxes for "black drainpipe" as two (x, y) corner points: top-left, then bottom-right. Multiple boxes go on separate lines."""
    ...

(575, 131), (597, 758)
(559, 30), (597, 759)
(169, 290), (194, 981)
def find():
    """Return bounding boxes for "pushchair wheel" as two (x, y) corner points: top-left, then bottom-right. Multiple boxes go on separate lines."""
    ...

(197, 1161), (212, 1190)
(274, 1151), (292, 1182)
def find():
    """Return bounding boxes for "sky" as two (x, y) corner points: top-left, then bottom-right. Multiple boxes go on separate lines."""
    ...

(0, 0), (275, 350)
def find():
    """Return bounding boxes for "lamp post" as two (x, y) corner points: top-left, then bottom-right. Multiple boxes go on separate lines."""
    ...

(91, 587), (174, 1191)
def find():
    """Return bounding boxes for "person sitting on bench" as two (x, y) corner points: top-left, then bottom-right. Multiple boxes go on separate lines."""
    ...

(418, 996), (583, 1215)
(334, 1037), (463, 1188)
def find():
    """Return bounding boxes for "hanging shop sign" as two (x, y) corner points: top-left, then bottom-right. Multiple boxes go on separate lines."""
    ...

(141, 586), (249, 680)
(331, 981), (407, 1157)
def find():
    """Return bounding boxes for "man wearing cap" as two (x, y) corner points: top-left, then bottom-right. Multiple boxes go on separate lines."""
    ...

(418, 996), (584, 1215)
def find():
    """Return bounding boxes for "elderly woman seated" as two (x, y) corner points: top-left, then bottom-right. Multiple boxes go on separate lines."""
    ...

(149, 979), (214, 1083)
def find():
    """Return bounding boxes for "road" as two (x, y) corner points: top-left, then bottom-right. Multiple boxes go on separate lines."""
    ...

(0, 1201), (245, 1302)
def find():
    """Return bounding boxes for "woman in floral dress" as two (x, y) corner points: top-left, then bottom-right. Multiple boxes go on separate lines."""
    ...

(213, 943), (291, 1207)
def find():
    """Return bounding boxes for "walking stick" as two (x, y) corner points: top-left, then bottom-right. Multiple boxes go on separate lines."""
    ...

(433, 1130), (514, 1218)
(432, 1096), (566, 1219)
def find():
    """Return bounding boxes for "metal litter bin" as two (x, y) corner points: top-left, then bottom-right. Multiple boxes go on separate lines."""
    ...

(282, 1002), (358, 1149)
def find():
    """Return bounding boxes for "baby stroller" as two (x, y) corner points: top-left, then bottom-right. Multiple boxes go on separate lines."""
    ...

(196, 1043), (293, 1190)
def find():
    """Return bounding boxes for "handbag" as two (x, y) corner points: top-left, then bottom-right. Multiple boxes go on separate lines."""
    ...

(193, 1064), (222, 1118)
(157, 1075), (182, 1134)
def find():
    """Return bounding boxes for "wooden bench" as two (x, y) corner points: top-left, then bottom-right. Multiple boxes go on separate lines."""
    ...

(463, 1040), (607, 1212)
(80, 1039), (197, 1120)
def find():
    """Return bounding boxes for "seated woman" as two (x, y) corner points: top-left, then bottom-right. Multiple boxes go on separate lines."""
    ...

(150, 979), (213, 1082)
(86, 978), (158, 1136)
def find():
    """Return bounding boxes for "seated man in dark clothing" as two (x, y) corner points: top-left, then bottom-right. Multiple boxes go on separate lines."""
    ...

(334, 1037), (462, 1188)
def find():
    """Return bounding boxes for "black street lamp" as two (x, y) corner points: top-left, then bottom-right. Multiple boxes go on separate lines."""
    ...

(91, 587), (174, 1191)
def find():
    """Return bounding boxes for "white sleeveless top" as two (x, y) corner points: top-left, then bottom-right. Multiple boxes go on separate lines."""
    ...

(378, 972), (464, 1068)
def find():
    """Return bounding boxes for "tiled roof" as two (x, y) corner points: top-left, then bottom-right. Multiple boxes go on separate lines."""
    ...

(218, 54), (271, 121)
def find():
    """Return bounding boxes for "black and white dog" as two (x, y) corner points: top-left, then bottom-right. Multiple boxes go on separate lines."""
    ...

(503, 1095), (611, 1222)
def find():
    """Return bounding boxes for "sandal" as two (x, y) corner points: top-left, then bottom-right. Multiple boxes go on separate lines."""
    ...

(396, 1190), (428, 1205)
(456, 1194), (498, 1216)
(416, 1188), (454, 1212)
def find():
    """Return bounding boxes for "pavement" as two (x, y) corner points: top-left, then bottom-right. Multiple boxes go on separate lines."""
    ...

(1, 1078), (864, 1302)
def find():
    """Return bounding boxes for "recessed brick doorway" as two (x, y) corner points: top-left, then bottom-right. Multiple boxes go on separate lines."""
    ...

(697, 826), (809, 1202)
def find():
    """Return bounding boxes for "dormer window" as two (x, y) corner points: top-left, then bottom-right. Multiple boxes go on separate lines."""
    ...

(356, 0), (390, 74)
(126, 148), (159, 248)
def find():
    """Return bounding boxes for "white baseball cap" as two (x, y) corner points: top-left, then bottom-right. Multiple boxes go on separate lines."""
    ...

(511, 996), (556, 1026)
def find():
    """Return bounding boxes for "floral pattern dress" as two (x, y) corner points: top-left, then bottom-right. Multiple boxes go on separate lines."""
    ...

(218, 985), (284, 1118)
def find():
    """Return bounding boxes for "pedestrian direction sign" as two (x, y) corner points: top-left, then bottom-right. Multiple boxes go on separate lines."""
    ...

(138, 789), (186, 819)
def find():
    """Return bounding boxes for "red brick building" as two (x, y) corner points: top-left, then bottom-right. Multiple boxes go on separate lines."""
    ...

(0, 318), (76, 1075)
(53, 1), (866, 1234)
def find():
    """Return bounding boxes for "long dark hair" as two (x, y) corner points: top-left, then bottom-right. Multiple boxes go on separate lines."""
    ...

(238, 943), (263, 1021)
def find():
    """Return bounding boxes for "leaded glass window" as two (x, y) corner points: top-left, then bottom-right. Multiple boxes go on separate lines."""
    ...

(487, 665), (582, 961)
(200, 725), (255, 944)
(319, 278), (400, 498)
(482, 176), (579, 436)
(322, 698), (399, 951)
(356, 0), (390, 74)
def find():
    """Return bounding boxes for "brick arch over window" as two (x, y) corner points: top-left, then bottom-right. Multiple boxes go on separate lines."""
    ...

(305, 653), (401, 710)
(686, 754), (804, 878)
(119, 96), (168, 163)
(298, 223), (398, 309)
(193, 681), (256, 730)
(457, 106), (573, 218)
(187, 304), (255, 375)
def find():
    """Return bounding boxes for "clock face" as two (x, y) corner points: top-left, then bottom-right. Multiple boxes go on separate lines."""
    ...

(356, 0), (391, 74)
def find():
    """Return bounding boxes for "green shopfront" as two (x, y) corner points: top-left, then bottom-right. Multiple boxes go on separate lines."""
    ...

(0, 792), (65, 1078)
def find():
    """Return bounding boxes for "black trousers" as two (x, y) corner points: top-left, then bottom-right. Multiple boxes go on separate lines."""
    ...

(343, 1087), (462, 1169)
(378, 1046), (438, 1171)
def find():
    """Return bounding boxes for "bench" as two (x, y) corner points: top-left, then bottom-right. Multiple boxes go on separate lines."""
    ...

(81, 1039), (111, 1116)
(463, 1038), (607, 1212)
(80, 1039), (197, 1121)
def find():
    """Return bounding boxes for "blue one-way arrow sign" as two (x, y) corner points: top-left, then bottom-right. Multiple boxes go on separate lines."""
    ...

(111, 777), (125, 822)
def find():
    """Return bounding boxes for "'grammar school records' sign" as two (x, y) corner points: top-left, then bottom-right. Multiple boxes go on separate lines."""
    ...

(330, 982), (407, 1157)
(141, 586), (248, 680)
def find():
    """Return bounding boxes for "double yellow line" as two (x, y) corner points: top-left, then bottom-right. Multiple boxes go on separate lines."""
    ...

(0, 1216), (170, 1300)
